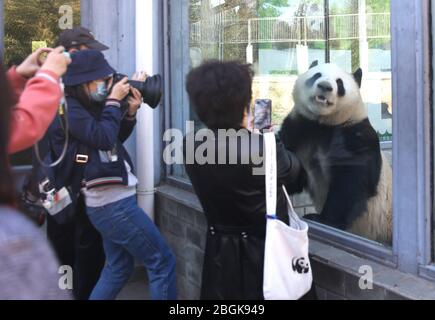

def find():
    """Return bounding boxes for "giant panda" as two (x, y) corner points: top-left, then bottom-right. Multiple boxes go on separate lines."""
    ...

(279, 61), (392, 244)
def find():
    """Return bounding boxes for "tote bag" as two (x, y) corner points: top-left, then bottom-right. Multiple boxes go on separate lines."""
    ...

(263, 132), (313, 300)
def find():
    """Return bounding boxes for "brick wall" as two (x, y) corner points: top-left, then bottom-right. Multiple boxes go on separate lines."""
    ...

(155, 187), (206, 300)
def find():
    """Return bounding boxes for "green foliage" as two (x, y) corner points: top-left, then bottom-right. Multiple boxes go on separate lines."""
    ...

(366, 0), (390, 13)
(330, 0), (390, 14)
(258, 0), (290, 17)
(4, 0), (80, 66)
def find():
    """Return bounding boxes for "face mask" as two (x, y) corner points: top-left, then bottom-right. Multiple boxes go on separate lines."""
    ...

(90, 81), (108, 102)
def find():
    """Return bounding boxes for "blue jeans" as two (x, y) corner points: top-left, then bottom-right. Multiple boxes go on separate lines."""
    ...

(86, 196), (177, 300)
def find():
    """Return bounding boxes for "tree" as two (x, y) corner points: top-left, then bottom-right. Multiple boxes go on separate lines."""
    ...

(4, 0), (80, 166)
(258, 0), (290, 18)
(4, 0), (81, 66)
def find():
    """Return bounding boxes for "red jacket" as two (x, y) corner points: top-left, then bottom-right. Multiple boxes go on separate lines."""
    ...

(8, 67), (62, 154)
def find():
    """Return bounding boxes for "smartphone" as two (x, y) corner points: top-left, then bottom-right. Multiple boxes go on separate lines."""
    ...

(253, 99), (272, 131)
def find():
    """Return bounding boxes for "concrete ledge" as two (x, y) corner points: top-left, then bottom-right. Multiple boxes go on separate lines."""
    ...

(157, 184), (204, 213)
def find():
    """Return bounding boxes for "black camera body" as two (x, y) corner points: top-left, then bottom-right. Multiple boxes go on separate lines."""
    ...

(112, 73), (163, 109)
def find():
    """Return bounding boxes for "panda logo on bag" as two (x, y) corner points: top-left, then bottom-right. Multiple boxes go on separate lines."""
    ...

(292, 257), (310, 274)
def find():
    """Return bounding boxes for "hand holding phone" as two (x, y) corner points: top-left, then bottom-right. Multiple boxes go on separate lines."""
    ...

(254, 99), (272, 131)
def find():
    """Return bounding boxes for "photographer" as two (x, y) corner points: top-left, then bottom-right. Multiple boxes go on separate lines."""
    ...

(8, 46), (71, 154)
(40, 26), (110, 301)
(47, 50), (176, 300)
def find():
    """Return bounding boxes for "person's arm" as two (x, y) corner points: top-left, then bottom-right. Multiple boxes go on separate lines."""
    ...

(8, 47), (54, 100)
(251, 132), (302, 190)
(7, 66), (28, 100)
(119, 116), (137, 143)
(8, 47), (71, 154)
(68, 99), (124, 151)
(276, 135), (304, 191)
(118, 86), (141, 143)
(8, 69), (62, 154)
(67, 78), (132, 150)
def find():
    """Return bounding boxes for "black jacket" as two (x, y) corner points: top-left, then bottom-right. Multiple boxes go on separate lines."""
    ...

(184, 129), (301, 300)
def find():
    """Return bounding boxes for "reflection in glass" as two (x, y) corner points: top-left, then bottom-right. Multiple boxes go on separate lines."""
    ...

(189, 0), (391, 137)
(184, 0), (392, 244)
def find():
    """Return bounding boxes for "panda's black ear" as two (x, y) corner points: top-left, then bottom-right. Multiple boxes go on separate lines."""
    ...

(353, 68), (363, 88)
(309, 60), (319, 69)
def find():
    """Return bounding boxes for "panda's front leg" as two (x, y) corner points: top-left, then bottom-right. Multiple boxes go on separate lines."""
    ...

(315, 165), (369, 231)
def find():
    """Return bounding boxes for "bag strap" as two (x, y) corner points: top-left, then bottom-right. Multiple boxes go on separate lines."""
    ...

(75, 144), (90, 165)
(282, 185), (296, 213)
(264, 131), (277, 219)
(282, 185), (304, 230)
(70, 144), (90, 193)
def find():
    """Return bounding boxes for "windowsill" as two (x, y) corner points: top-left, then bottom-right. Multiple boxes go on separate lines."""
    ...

(157, 183), (203, 213)
(156, 183), (435, 300)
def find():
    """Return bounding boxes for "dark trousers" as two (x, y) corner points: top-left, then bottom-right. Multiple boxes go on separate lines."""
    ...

(47, 195), (106, 300)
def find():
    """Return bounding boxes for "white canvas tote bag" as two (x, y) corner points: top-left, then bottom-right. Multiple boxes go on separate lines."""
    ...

(263, 131), (313, 300)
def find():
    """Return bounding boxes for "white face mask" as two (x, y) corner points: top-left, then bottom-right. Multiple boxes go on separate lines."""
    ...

(90, 81), (108, 102)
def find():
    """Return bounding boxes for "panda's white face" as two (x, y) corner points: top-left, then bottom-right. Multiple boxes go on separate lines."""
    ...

(299, 260), (309, 268)
(293, 63), (367, 125)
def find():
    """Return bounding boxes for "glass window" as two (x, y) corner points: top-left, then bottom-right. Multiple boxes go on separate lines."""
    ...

(169, 0), (392, 245)
(4, 0), (81, 166)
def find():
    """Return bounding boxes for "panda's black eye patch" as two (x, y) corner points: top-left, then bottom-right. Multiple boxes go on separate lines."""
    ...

(336, 79), (346, 97)
(306, 73), (322, 88)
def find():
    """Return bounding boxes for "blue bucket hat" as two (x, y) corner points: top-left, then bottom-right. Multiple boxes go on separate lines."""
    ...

(63, 49), (115, 86)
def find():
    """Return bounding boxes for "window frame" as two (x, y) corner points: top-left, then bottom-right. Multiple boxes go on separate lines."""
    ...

(392, 0), (433, 277)
(161, 0), (434, 279)
(417, 0), (435, 280)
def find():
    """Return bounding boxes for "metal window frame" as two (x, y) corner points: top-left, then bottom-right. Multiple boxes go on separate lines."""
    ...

(391, 0), (433, 277)
(418, 0), (435, 280)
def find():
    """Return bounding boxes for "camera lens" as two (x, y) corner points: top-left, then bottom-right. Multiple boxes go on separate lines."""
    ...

(112, 73), (162, 109)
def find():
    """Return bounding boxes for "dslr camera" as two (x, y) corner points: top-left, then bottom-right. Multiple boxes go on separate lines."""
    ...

(112, 73), (163, 109)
